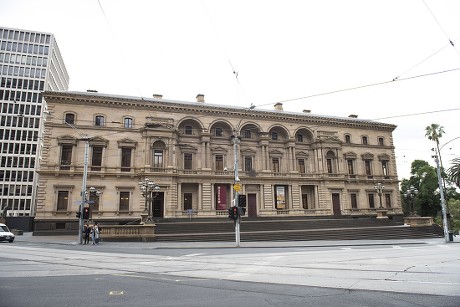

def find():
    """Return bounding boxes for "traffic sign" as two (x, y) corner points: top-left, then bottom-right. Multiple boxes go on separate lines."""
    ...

(233, 183), (241, 192)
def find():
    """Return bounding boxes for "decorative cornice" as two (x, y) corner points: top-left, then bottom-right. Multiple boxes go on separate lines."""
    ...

(44, 91), (397, 132)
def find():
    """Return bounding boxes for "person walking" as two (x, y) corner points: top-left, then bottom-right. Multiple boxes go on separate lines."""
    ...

(92, 223), (100, 245)
(84, 224), (91, 245)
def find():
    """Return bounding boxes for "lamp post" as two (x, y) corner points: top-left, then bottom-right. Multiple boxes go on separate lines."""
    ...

(43, 111), (91, 245)
(138, 178), (160, 224)
(231, 103), (255, 247)
(433, 155), (450, 242)
(374, 183), (385, 209)
(86, 186), (102, 221)
(404, 185), (418, 216)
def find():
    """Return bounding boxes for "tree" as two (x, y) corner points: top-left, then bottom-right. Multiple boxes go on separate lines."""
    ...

(425, 123), (445, 154)
(400, 160), (441, 217)
(448, 157), (460, 188)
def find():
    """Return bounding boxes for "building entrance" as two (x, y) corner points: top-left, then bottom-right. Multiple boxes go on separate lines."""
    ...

(248, 193), (257, 217)
(153, 192), (164, 218)
(332, 193), (341, 216)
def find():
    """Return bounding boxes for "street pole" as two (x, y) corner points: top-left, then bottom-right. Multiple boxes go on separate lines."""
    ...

(434, 155), (450, 242)
(78, 137), (89, 244)
(233, 132), (241, 247)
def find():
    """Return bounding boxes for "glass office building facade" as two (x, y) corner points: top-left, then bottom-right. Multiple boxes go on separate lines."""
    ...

(0, 27), (69, 218)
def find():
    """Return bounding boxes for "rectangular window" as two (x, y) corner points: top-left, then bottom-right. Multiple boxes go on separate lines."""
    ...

(298, 159), (306, 173)
(385, 194), (391, 208)
(243, 129), (251, 139)
(347, 159), (354, 175)
(184, 153), (193, 170)
(57, 191), (68, 211)
(368, 194), (375, 209)
(362, 136), (368, 145)
(215, 155), (223, 171)
(271, 132), (278, 141)
(272, 157), (280, 172)
(365, 160), (372, 176)
(124, 118), (133, 128)
(327, 159), (333, 173)
(64, 113), (74, 124)
(184, 125), (193, 135)
(378, 137), (384, 146)
(244, 156), (252, 172)
(350, 193), (358, 209)
(91, 146), (103, 171)
(381, 161), (389, 176)
(153, 150), (163, 168)
(119, 191), (130, 211)
(215, 127), (223, 137)
(60, 145), (72, 170)
(95, 115), (105, 126)
(121, 147), (132, 172)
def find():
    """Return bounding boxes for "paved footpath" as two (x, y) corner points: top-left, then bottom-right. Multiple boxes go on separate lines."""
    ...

(5, 233), (460, 297)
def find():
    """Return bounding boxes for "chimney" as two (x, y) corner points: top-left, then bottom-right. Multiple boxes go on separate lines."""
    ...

(274, 102), (283, 111)
(303, 109), (311, 114)
(153, 94), (163, 99)
(196, 94), (205, 103)
(348, 114), (358, 118)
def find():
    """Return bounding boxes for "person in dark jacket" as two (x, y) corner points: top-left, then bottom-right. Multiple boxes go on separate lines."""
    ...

(84, 223), (91, 245)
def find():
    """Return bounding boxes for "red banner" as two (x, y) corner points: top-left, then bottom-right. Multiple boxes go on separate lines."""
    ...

(216, 185), (227, 210)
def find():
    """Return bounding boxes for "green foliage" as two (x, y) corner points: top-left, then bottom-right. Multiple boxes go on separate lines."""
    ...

(447, 157), (460, 188)
(400, 160), (441, 217)
(447, 199), (460, 234)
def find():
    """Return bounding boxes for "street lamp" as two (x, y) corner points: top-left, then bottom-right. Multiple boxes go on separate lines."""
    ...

(138, 178), (160, 224)
(86, 186), (102, 221)
(433, 155), (450, 242)
(374, 183), (385, 209)
(43, 110), (91, 245)
(404, 185), (418, 216)
(231, 103), (255, 247)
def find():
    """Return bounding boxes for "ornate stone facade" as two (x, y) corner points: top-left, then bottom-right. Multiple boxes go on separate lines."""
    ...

(35, 91), (402, 229)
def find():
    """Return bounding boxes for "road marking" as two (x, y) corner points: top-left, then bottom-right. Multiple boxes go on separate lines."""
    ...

(392, 246), (403, 249)
(341, 247), (352, 250)
(109, 291), (124, 296)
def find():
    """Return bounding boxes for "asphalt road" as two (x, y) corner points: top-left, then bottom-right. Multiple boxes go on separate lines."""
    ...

(1, 238), (459, 307)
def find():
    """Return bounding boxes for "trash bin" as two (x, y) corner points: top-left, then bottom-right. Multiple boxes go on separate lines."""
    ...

(448, 231), (454, 242)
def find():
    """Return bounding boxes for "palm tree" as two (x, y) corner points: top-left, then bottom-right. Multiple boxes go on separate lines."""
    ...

(425, 123), (447, 198)
(448, 157), (460, 188)
(425, 123), (445, 157)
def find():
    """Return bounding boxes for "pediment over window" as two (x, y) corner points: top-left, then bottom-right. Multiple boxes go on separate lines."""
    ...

(211, 146), (228, 154)
(57, 135), (78, 145)
(269, 149), (284, 156)
(343, 152), (357, 159)
(89, 136), (109, 147)
(117, 138), (137, 148)
(241, 148), (257, 155)
(378, 153), (390, 161)
(295, 150), (309, 157)
(361, 152), (374, 160)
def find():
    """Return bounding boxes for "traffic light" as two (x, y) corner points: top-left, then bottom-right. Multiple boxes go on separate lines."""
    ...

(228, 206), (238, 221)
(238, 194), (247, 208)
(83, 207), (90, 219)
(238, 207), (246, 216)
(76, 211), (81, 218)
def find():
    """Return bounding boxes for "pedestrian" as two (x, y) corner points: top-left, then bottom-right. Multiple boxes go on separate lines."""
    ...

(84, 223), (91, 245)
(92, 223), (100, 245)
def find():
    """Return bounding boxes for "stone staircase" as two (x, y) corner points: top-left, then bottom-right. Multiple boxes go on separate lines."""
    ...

(153, 217), (444, 242)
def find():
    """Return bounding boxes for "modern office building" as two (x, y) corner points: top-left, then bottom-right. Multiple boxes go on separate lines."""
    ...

(0, 27), (69, 223)
(35, 91), (402, 231)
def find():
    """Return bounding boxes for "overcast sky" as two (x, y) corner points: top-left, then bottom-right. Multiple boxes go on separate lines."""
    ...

(2, 0), (459, 181)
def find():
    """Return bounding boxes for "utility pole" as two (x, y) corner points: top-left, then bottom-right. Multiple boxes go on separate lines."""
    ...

(78, 137), (90, 245)
(434, 155), (450, 242)
(232, 133), (241, 246)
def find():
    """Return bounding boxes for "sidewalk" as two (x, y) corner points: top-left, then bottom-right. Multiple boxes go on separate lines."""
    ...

(14, 231), (460, 249)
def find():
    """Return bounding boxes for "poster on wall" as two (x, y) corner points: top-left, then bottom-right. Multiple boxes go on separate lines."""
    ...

(276, 186), (285, 209)
(216, 185), (227, 210)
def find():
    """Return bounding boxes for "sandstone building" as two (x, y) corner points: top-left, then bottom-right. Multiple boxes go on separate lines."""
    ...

(35, 91), (401, 231)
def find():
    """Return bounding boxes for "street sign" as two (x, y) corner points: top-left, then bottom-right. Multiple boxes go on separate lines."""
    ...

(234, 183), (241, 192)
